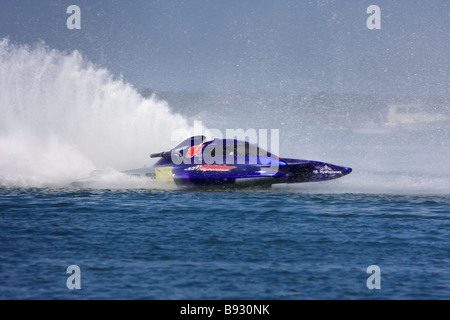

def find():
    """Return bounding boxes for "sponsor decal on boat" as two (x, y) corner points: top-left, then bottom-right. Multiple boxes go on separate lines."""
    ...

(313, 165), (342, 175)
(185, 165), (236, 172)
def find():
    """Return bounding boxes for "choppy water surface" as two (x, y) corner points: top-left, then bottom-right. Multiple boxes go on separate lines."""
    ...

(1, 187), (448, 300)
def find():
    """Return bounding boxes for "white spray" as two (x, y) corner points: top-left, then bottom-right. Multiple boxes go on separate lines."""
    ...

(0, 39), (192, 187)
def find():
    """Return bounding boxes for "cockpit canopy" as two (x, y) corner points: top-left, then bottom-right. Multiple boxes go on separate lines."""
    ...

(154, 136), (279, 166)
(202, 139), (276, 158)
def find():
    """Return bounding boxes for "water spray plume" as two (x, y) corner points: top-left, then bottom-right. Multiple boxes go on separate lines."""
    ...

(0, 39), (192, 187)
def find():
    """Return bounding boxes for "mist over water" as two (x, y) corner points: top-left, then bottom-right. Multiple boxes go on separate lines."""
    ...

(0, 39), (448, 194)
(0, 39), (191, 187)
(151, 87), (450, 195)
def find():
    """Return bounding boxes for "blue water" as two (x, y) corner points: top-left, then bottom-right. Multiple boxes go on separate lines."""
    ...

(1, 187), (449, 300)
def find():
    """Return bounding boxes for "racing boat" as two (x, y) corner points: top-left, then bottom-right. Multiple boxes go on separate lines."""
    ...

(72, 135), (351, 188)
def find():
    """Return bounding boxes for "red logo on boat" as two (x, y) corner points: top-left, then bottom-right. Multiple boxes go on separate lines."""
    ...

(186, 144), (204, 158)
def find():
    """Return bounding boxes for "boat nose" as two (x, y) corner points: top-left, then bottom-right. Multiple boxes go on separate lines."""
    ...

(342, 167), (352, 175)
